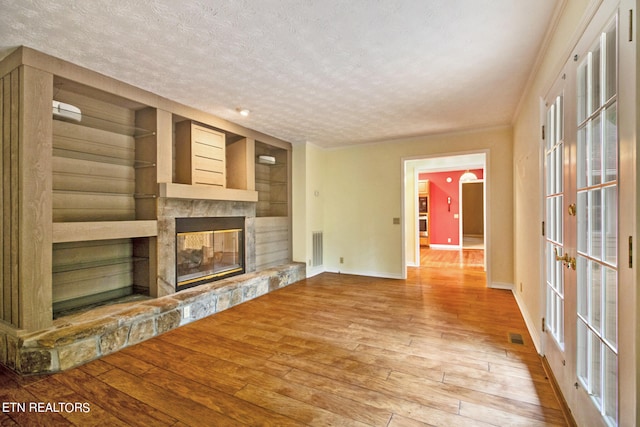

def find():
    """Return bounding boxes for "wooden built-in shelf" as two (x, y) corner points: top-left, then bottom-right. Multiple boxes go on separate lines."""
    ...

(255, 141), (289, 217)
(52, 220), (158, 243)
(0, 47), (292, 334)
(52, 256), (147, 273)
(159, 182), (258, 202)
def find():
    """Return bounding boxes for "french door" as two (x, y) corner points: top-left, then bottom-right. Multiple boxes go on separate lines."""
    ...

(542, 2), (631, 426)
(574, 14), (619, 425)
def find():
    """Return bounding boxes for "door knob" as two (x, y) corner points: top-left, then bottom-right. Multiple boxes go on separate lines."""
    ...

(554, 247), (576, 270)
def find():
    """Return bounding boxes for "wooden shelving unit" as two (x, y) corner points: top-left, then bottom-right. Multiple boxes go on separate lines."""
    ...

(50, 77), (159, 315)
(255, 141), (289, 217)
(0, 46), (293, 331)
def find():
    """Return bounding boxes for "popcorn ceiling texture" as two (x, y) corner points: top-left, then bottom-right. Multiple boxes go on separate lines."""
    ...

(0, 0), (558, 147)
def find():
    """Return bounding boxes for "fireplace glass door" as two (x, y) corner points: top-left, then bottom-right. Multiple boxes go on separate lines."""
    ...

(176, 227), (243, 289)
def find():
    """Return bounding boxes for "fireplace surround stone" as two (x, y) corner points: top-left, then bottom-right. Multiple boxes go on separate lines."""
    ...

(0, 47), (297, 376)
(0, 197), (302, 375)
(1, 263), (305, 374)
(157, 197), (257, 297)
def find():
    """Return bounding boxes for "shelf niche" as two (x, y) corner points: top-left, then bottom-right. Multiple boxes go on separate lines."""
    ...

(52, 235), (155, 317)
(255, 141), (288, 217)
(172, 117), (256, 194)
(51, 77), (159, 316)
(52, 77), (157, 222)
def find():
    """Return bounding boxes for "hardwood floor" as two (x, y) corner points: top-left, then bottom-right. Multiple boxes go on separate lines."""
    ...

(0, 249), (567, 426)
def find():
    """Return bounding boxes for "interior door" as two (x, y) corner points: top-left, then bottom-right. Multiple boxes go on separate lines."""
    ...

(542, 3), (622, 426)
(542, 73), (573, 403)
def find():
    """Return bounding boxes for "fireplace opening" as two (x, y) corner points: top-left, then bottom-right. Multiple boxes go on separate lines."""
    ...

(175, 217), (245, 291)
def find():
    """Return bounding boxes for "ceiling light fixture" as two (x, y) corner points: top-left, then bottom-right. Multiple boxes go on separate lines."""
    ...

(460, 170), (479, 182)
(237, 108), (250, 117)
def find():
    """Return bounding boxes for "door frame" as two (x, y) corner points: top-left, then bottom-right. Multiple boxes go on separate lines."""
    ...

(402, 151), (489, 281)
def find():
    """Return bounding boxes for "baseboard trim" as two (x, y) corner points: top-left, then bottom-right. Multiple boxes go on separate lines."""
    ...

(540, 355), (578, 427)
(512, 288), (541, 354)
(489, 281), (514, 290)
(325, 269), (404, 280)
(306, 266), (325, 278)
(428, 244), (462, 250)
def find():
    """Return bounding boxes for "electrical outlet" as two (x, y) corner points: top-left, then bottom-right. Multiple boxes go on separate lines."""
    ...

(183, 305), (191, 318)
(447, 238), (451, 243)
(340, 257), (344, 264)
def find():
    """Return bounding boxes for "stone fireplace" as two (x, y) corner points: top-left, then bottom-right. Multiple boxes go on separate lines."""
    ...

(0, 47), (304, 375)
(5, 195), (304, 375)
(175, 216), (245, 290)
(157, 197), (256, 297)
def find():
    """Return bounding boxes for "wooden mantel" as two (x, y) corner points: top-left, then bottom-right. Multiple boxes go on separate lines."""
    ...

(158, 183), (258, 202)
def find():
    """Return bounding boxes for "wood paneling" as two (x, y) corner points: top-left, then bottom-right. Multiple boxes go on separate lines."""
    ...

(158, 182), (258, 202)
(54, 86), (136, 127)
(175, 121), (226, 187)
(155, 109), (173, 184)
(255, 217), (290, 269)
(17, 65), (54, 330)
(52, 220), (157, 243)
(49, 84), (160, 315)
(1, 70), (9, 323)
(52, 120), (135, 162)
(0, 255), (568, 425)
(226, 137), (255, 190)
(52, 239), (134, 314)
(0, 73), (3, 323)
(52, 111), (137, 222)
(134, 107), (159, 220)
(7, 69), (19, 326)
(255, 141), (289, 217)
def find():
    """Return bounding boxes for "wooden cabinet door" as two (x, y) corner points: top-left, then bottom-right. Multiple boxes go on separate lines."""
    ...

(175, 121), (226, 187)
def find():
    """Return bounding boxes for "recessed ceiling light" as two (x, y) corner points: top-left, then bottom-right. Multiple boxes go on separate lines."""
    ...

(237, 108), (250, 117)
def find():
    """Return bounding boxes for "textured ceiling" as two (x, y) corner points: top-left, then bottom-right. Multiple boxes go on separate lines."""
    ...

(0, 0), (559, 148)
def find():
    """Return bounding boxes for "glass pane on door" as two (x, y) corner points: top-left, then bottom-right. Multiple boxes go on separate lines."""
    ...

(545, 94), (565, 347)
(575, 17), (618, 427)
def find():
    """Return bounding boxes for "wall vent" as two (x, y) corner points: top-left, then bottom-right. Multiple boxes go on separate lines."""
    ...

(508, 332), (525, 345)
(312, 231), (323, 267)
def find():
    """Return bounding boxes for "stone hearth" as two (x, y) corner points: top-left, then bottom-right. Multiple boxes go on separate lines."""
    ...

(2, 263), (305, 375)
(0, 194), (303, 375)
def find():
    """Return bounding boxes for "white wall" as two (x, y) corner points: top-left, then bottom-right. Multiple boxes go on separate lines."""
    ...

(512, 0), (594, 347)
(292, 142), (327, 277)
(291, 142), (307, 267)
(299, 126), (514, 284)
(404, 162), (419, 267)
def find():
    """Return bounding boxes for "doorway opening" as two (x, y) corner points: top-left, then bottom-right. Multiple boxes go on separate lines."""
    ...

(461, 180), (485, 250)
(403, 152), (488, 283)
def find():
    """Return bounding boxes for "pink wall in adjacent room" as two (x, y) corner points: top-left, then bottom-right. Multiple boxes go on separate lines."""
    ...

(419, 169), (483, 246)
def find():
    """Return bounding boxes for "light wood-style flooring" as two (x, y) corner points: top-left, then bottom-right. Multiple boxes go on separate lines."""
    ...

(0, 248), (567, 426)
